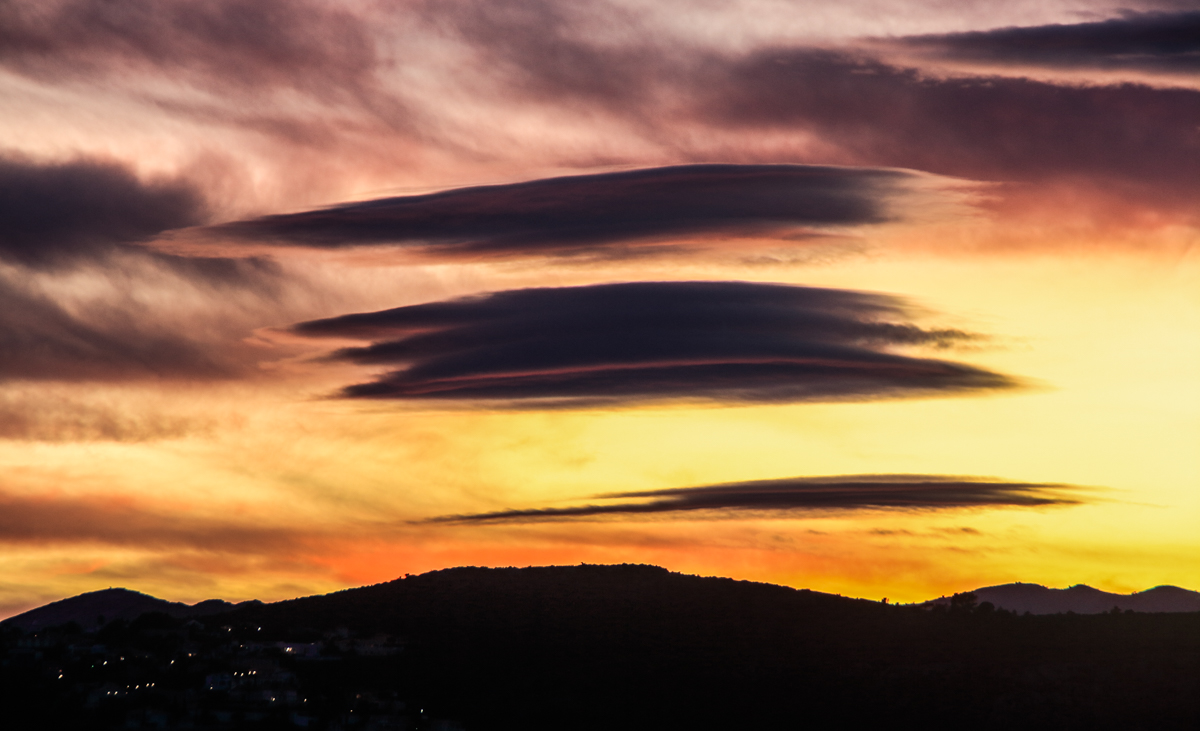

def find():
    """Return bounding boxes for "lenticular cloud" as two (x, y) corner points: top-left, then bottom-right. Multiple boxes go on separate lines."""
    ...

(425, 474), (1082, 523)
(292, 280), (1016, 407)
(215, 164), (914, 259)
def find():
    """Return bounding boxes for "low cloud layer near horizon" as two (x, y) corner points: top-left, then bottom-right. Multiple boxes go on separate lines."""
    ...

(292, 281), (1014, 407)
(426, 474), (1084, 523)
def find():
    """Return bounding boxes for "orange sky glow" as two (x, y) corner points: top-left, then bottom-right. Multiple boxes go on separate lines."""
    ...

(0, 0), (1197, 618)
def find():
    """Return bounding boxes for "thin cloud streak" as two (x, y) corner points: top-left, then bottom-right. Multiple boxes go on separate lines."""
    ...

(425, 474), (1085, 523)
(0, 395), (203, 442)
(291, 281), (1015, 407)
(213, 165), (915, 260)
(894, 11), (1200, 75)
(0, 491), (313, 553)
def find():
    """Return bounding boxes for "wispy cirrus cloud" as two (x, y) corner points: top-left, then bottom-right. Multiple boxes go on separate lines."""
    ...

(0, 0), (380, 104)
(291, 281), (1015, 407)
(410, 0), (676, 109)
(0, 278), (235, 383)
(0, 390), (208, 442)
(0, 154), (296, 388)
(425, 474), (1084, 523)
(211, 164), (918, 260)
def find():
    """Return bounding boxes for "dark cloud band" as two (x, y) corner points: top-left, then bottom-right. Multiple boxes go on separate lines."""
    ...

(701, 50), (1200, 204)
(425, 474), (1083, 523)
(291, 281), (1015, 407)
(0, 155), (206, 267)
(214, 164), (912, 258)
(895, 11), (1200, 74)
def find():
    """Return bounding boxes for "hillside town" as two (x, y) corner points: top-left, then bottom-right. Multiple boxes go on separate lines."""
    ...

(1, 611), (461, 730)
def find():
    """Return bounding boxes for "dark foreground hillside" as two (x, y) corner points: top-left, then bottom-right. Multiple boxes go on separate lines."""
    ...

(4, 564), (1200, 730)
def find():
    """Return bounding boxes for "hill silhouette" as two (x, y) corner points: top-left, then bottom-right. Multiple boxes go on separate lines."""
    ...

(211, 564), (1200, 730)
(4, 565), (1200, 729)
(1, 588), (252, 632)
(923, 582), (1200, 614)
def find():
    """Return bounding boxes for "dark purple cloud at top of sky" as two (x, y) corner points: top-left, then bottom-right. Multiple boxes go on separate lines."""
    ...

(410, 1), (1200, 216)
(425, 474), (1082, 523)
(894, 11), (1200, 74)
(152, 2), (1198, 234)
(5, 0), (1195, 223)
(292, 281), (1015, 407)
(697, 50), (1200, 206)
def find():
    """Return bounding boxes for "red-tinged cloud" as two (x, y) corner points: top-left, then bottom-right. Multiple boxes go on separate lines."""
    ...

(291, 281), (1015, 407)
(893, 11), (1200, 76)
(425, 474), (1084, 523)
(0, 490), (314, 553)
(212, 164), (918, 259)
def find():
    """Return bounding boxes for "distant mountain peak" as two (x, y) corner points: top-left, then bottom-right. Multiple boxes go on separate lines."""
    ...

(924, 582), (1200, 614)
(1, 588), (241, 632)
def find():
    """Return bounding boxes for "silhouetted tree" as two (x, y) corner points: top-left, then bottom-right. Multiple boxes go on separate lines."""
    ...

(949, 592), (978, 613)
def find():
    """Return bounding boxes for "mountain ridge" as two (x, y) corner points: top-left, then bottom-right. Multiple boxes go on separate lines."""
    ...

(0, 587), (259, 631)
(6, 568), (1200, 632)
(5, 565), (1200, 729)
(922, 581), (1200, 614)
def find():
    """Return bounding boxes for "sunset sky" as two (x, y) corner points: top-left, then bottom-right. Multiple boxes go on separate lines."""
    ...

(1, 0), (1197, 618)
